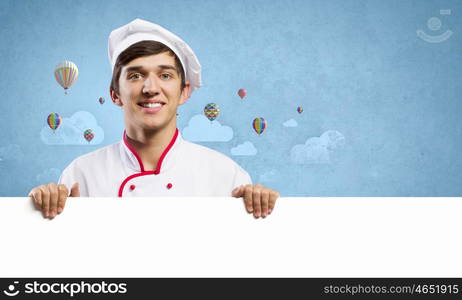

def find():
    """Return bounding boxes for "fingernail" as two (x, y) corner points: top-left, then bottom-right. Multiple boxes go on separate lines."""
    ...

(58, 208), (63, 214)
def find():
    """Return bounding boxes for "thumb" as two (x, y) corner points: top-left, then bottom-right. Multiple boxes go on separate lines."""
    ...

(69, 182), (80, 197)
(231, 185), (243, 198)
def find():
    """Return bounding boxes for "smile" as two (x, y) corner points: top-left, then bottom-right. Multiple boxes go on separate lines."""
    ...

(140, 103), (162, 108)
(137, 101), (165, 114)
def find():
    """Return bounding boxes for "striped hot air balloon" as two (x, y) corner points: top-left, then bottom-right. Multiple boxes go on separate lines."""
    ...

(47, 113), (62, 132)
(54, 61), (79, 94)
(252, 117), (267, 135)
(204, 103), (220, 122)
(297, 106), (303, 114)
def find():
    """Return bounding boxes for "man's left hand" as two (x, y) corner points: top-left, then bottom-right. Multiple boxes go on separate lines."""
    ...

(232, 184), (280, 219)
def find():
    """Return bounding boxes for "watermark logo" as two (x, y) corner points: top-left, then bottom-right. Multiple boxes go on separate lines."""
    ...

(3, 281), (20, 297)
(417, 9), (453, 43)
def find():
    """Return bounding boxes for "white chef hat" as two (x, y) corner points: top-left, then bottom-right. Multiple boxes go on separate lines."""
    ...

(108, 18), (202, 91)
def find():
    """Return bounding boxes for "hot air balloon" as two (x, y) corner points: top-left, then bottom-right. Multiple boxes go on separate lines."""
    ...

(297, 106), (303, 114)
(238, 88), (246, 99)
(54, 61), (79, 94)
(47, 113), (62, 132)
(99, 97), (105, 105)
(204, 103), (220, 122)
(252, 117), (267, 135)
(83, 129), (94, 143)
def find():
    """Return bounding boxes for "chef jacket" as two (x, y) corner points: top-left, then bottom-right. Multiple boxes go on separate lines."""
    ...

(58, 129), (252, 197)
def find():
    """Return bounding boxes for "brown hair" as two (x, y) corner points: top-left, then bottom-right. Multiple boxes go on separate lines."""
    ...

(110, 40), (186, 94)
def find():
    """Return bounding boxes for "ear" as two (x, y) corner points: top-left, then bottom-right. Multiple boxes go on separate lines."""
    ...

(178, 81), (191, 106)
(110, 88), (123, 107)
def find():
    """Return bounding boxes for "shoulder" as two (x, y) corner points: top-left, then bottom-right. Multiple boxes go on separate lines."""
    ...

(65, 143), (120, 171)
(181, 140), (241, 167)
(180, 139), (250, 179)
(179, 139), (253, 190)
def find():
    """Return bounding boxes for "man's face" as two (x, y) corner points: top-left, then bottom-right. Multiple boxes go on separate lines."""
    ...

(111, 52), (190, 132)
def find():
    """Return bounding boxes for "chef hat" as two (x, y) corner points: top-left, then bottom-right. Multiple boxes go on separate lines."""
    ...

(108, 18), (202, 91)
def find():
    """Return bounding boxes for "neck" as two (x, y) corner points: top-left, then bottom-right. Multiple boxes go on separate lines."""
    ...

(125, 124), (177, 171)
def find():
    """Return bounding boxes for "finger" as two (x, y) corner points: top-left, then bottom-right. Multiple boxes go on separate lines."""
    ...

(269, 191), (279, 214)
(57, 184), (68, 214)
(48, 183), (59, 219)
(244, 185), (253, 213)
(31, 190), (42, 210)
(231, 185), (243, 198)
(252, 187), (262, 218)
(261, 190), (270, 218)
(29, 188), (42, 210)
(39, 186), (50, 218)
(70, 182), (80, 197)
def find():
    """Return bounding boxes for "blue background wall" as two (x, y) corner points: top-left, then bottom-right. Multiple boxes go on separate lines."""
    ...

(0, 0), (461, 196)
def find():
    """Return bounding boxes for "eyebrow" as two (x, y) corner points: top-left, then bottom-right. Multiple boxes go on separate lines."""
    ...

(124, 65), (178, 73)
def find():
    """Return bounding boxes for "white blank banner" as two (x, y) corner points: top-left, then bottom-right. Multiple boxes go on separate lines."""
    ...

(0, 197), (461, 277)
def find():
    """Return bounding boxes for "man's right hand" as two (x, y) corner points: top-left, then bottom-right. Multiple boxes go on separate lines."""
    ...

(28, 182), (80, 219)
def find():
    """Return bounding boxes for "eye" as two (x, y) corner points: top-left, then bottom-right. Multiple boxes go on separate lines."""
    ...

(128, 73), (142, 80)
(160, 73), (172, 80)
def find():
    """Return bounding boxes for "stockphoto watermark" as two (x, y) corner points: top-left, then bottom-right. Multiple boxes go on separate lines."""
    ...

(2, 280), (127, 297)
(417, 9), (453, 43)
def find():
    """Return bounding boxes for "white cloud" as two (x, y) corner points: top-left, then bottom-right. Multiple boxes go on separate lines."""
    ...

(0, 144), (24, 161)
(183, 114), (233, 142)
(36, 168), (61, 184)
(283, 118), (298, 127)
(290, 130), (345, 164)
(259, 169), (278, 183)
(231, 141), (257, 156)
(40, 111), (104, 145)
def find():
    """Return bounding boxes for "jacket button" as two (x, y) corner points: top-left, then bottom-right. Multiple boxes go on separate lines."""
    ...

(167, 183), (173, 189)
(130, 184), (136, 191)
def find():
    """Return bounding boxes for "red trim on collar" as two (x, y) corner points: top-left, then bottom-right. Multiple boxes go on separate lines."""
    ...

(123, 131), (145, 172)
(118, 171), (155, 197)
(119, 129), (179, 197)
(122, 128), (179, 173)
(154, 128), (178, 175)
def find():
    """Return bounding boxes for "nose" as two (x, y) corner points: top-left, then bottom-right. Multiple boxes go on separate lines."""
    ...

(142, 74), (160, 96)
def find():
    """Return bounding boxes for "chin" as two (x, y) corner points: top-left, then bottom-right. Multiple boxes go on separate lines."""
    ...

(140, 121), (169, 131)
(138, 115), (175, 131)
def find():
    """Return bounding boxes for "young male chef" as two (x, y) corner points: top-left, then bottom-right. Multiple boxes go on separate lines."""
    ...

(29, 19), (279, 220)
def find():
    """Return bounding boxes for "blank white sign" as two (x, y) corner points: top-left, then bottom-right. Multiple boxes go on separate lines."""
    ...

(0, 197), (461, 277)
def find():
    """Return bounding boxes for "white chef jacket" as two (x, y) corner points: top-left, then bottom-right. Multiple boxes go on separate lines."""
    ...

(58, 129), (252, 197)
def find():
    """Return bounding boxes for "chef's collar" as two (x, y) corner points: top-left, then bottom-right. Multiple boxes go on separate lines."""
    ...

(120, 128), (182, 173)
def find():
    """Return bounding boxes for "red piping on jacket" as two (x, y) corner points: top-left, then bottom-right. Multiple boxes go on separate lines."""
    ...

(118, 171), (155, 197)
(123, 131), (145, 172)
(119, 128), (179, 197)
(153, 128), (178, 175)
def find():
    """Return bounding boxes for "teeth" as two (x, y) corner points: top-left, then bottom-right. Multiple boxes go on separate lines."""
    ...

(141, 103), (162, 108)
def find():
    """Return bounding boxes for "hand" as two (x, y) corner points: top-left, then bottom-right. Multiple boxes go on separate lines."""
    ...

(28, 182), (80, 219)
(232, 184), (280, 219)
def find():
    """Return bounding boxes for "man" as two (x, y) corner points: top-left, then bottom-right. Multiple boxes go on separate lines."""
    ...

(29, 19), (279, 220)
